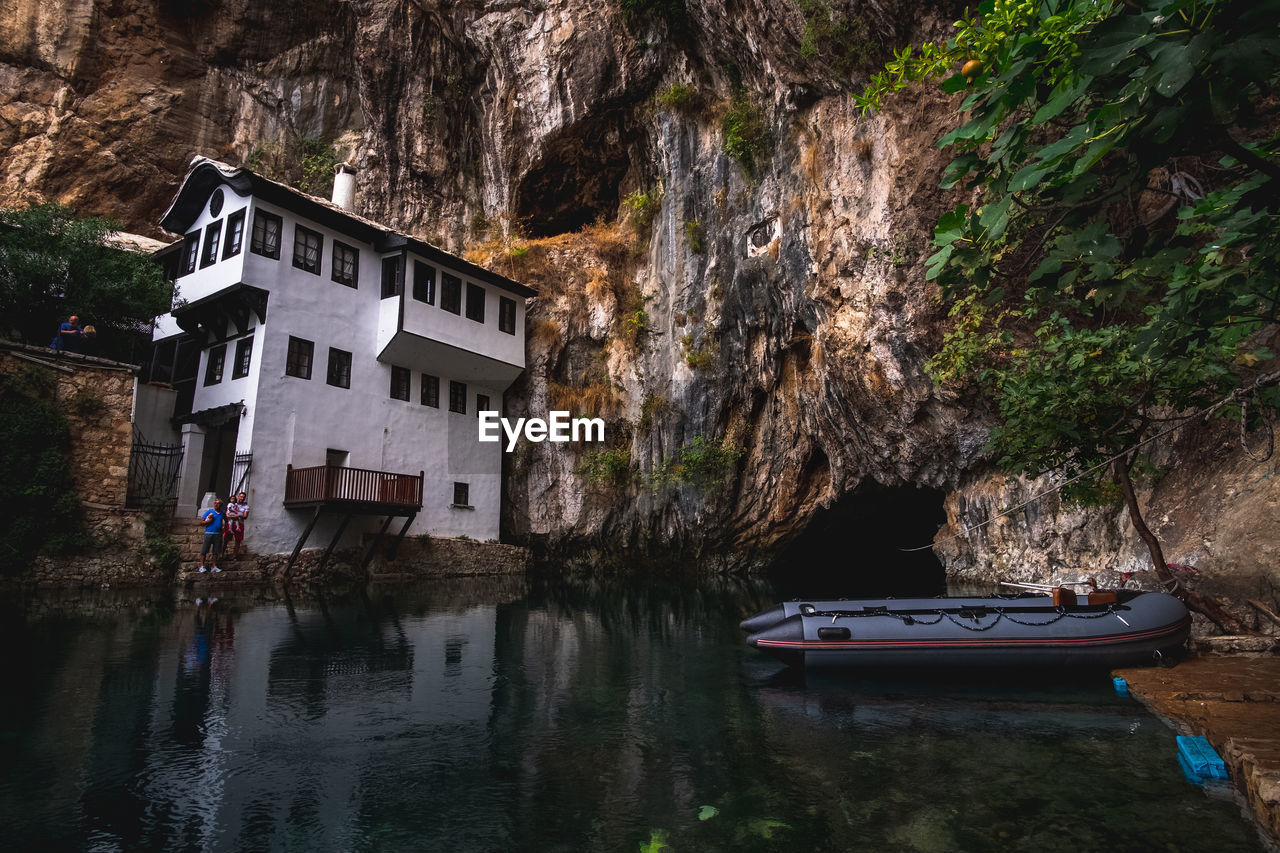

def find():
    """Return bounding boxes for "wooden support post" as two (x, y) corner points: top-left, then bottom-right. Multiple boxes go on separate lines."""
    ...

(362, 515), (396, 570)
(318, 511), (354, 574)
(285, 506), (322, 578)
(387, 511), (417, 560)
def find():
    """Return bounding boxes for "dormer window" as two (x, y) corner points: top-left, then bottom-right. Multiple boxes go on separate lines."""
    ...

(251, 210), (281, 259)
(181, 231), (199, 276)
(293, 225), (322, 275)
(223, 209), (245, 259)
(200, 220), (222, 268)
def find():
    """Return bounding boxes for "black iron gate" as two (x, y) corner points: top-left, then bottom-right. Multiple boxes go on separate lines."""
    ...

(127, 428), (184, 508)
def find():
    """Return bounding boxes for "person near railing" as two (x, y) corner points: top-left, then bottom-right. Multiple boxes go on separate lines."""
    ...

(224, 492), (248, 560)
(198, 498), (225, 573)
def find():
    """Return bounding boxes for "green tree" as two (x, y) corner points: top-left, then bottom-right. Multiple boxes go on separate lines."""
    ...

(0, 203), (172, 362)
(860, 0), (1280, 630)
(0, 370), (84, 575)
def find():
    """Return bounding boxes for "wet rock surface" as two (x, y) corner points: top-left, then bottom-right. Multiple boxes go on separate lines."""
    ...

(1116, 656), (1280, 844)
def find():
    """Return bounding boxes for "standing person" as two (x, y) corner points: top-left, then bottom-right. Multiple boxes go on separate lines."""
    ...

(51, 315), (84, 352)
(225, 492), (249, 560)
(198, 498), (225, 573)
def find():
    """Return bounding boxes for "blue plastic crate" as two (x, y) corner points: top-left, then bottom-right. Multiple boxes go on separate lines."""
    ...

(1113, 677), (1129, 697)
(1176, 735), (1228, 783)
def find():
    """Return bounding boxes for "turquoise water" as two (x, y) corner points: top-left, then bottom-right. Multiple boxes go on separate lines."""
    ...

(0, 578), (1264, 852)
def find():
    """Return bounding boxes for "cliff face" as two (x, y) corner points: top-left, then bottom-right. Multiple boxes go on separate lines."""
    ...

(3, 0), (1276, 618)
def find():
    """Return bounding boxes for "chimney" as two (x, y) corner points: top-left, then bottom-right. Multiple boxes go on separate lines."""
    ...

(331, 161), (356, 211)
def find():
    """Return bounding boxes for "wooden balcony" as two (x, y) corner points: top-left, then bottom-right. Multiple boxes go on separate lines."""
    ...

(284, 464), (423, 513)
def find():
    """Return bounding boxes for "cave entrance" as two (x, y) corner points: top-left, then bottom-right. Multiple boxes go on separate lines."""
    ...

(514, 112), (637, 238)
(770, 482), (947, 598)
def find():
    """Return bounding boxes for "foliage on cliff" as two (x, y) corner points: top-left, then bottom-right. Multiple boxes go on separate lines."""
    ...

(0, 369), (83, 575)
(0, 204), (172, 363)
(862, 0), (1280, 622)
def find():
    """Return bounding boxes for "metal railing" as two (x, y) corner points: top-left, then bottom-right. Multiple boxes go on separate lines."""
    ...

(284, 464), (423, 508)
(231, 451), (252, 497)
(126, 427), (184, 508)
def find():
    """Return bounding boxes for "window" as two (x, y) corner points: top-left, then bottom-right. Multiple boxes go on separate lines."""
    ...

(293, 225), (322, 274)
(326, 347), (351, 389)
(381, 255), (404, 299)
(200, 220), (222, 268)
(331, 241), (358, 288)
(441, 273), (462, 314)
(476, 393), (490, 417)
(413, 261), (435, 304)
(181, 231), (199, 276)
(390, 366), (411, 401)
(449, 380), (467, 414)
(452, 482), (470, 508)
(466, 283), (486, 323)
(421, 373), (439, 407)
(286, 336), (313, 379)
(499, 296), (517, 335)
(209, 188), (225, 217)
(326, 448), (349, 467)
(223, 209), (245, 259)
(204, 344), (226, 386)
(250, 210), (281, 259)
(232, 336), (253, 379)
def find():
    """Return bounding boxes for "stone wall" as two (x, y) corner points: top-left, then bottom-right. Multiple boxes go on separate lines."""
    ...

(0, 342), (138, 505)
(366, 536), (531, 579)
(169, 536), (530, 586)
(27, 506), (167, 587)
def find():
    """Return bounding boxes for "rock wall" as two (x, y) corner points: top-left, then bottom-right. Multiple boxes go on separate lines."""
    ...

(2, 1), (1276, 614)
(27, 505), (168, 586)
(0, 342), (137, 505)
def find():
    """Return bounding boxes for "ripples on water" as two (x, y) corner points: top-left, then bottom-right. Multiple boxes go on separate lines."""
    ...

(0, 579), (1265, 852)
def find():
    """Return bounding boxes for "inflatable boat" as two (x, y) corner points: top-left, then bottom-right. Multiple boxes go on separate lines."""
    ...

(743, 589), (1190, 669)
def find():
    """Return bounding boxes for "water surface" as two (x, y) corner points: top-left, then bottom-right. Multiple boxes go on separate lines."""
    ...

(0, 579), (1264, 851)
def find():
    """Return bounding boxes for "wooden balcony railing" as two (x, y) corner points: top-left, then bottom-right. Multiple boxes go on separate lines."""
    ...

(284, 464), (423, 510)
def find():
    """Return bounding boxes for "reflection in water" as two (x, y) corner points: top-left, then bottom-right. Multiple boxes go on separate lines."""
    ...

(0, 578), (1264, 852)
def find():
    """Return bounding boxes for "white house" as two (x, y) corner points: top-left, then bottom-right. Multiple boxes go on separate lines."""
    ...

(144, 156), (533, 562)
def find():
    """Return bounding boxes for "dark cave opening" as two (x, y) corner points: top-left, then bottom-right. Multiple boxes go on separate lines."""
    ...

(514, 113), (636, 238)
(770, 482), (948, 598)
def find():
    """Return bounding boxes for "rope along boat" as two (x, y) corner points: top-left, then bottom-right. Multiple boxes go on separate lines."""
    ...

(743, 590), (1190, 669)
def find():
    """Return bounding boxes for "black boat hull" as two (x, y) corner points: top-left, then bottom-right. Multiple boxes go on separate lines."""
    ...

(745, 592), (1191, 669)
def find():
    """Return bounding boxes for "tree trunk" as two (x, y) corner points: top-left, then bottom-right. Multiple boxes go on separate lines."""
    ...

(1113, 455), (1253, 635)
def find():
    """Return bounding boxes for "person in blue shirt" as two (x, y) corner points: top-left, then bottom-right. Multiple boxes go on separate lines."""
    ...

(51, 315), (84, 352)
(198, 498), (225, 573)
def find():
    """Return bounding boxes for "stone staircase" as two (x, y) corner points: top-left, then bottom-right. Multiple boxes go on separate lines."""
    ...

(168, 517), (266, 582)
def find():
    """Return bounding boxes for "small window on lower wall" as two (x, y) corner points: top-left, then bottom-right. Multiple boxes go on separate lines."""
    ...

(232, 336), (253, 379)
(421, 374), (439, 407)
(390, 365), (411, 401)
(204, 344), (226, 385)
(452, 482), (470, 508)
(448, 380), (466, 414)
(476, 393), (490, 417)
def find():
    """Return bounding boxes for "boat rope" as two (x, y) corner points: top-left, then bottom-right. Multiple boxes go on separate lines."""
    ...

(899, 370), (1280, 553)
(811, 603), (1125, 632)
